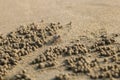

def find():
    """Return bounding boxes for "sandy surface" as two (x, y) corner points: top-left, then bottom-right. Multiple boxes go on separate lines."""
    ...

(1, 0), (120, 34)
(0, 0), (120, 80)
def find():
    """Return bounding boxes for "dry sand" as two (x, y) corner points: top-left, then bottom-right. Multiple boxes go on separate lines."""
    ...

(0, 0), (120, 80)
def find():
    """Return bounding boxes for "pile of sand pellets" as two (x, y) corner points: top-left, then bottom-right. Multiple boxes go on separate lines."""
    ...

(0, 22), (63, 79)
(30, 28), (120, 80)
(0, 21), (120, 80)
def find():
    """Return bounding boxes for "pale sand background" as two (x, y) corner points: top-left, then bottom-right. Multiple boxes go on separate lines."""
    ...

(0, 0), (120, 80)
(0, 0), (120, 34)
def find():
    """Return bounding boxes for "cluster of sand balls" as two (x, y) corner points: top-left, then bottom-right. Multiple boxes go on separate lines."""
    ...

(0, 22), (63, 78)
(38, 61), (57, 69)
(66, 55), (90, 73)
(31, 46), (63, 64)
(11, 70), (31, 80)
(1, 20), (119, 80)
(92, 34), (115, 48)
(31, 34), (120, 80)
(65, 35), (120, 79)
(62, 44), (88, 56)
(31, 43), (88, 70)
(54, 74), (70, 80)
(87, 35), (120, 79)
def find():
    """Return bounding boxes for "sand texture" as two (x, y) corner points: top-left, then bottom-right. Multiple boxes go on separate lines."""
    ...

(0, 0), (120, 80)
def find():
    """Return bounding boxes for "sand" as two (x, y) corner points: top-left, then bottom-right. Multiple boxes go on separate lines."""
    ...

(0, 0), (120, 80)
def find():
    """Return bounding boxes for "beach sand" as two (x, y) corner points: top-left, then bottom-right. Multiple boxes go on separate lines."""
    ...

(0, 0), (120, 80)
